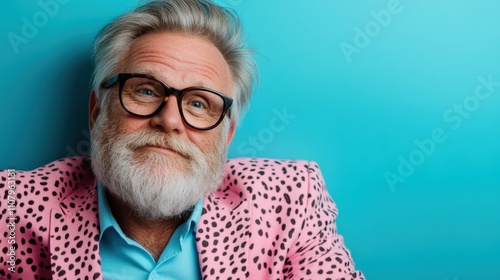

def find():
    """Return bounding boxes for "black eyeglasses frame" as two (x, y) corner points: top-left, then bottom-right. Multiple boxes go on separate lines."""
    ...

(100, 73), (233, 131)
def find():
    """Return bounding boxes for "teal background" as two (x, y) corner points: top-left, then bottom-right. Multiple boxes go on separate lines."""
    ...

(1, 1), (499, 279)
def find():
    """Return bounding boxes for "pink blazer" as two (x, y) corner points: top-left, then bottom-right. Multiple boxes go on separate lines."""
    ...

(0, 157), (364, 279)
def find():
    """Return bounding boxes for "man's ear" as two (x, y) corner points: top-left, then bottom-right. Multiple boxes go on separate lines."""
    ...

(88, 90), (100, 132)
(226, 122), (236, 145)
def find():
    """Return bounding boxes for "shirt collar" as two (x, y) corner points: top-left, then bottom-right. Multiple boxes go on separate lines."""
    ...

(97, 182), (203, 241)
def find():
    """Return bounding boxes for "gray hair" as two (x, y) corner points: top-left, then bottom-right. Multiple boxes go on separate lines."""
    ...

(91, 0), (256, 125)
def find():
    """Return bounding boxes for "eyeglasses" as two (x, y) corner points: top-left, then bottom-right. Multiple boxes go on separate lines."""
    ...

(101, 73), (233, 130)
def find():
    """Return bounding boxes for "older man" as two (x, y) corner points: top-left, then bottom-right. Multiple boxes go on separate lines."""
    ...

(0, 0), (364, 279)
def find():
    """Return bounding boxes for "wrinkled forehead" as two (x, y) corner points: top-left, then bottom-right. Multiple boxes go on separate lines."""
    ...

(118, 31), (233, 96)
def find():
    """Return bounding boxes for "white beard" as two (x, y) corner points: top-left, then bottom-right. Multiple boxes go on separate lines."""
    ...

(90, 107), (228, 220)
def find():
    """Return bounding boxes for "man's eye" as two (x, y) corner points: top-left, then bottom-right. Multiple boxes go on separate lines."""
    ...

(190, 101), (206, 109)
(136, 88), (156, 96)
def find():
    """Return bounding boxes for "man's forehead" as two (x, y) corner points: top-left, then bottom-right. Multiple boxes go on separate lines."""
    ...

(128, 67), (219, 89)
(119, 32), (233, 93)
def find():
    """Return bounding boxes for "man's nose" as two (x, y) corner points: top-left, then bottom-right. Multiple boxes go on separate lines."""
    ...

(149, 95), (185, 134)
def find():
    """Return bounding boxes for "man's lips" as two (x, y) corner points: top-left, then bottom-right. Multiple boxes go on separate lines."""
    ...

(140, 145), (188, 158)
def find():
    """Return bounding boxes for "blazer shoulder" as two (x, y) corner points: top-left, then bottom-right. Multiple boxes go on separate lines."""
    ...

(221, 157), (325, 204)
(1, 156), (92, 175)
(224, 158), (324, 187)
(225, 157), (321, 173)
(0, 156), (96, 203)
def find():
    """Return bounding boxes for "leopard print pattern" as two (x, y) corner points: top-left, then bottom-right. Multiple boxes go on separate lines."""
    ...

(1, 157), (364, 279)
(1, 157), (100, 280)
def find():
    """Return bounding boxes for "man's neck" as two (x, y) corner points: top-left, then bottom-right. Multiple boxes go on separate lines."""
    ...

(106, 192), (188, 261)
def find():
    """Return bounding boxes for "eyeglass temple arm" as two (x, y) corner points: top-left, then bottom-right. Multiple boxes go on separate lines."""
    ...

(101, 75), (119, 89)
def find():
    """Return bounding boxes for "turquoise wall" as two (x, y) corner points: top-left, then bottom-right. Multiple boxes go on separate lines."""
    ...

(1, 1), (499, 279)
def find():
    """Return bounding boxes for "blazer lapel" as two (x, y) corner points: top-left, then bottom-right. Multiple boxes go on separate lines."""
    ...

(49, 179), (102, 279)
(197, 189), (250, 279)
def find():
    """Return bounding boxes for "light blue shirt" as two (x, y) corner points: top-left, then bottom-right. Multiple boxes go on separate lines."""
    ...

(98, 183), (202, 280)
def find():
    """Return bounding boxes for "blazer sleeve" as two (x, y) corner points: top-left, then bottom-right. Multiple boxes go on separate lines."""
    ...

(282, 162), (365, 280)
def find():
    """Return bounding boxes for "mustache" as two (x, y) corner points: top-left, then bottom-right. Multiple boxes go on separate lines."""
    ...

(118, 129), (196, 159)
